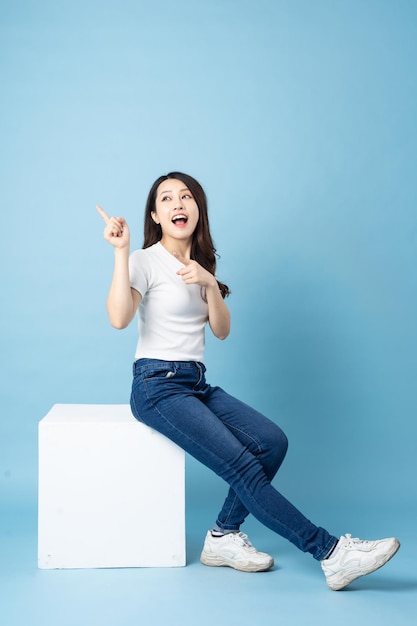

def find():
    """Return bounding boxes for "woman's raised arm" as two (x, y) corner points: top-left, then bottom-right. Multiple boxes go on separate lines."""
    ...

(96, 205), (141, 329)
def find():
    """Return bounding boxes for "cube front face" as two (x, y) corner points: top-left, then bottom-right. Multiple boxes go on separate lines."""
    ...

(38, 405), (186, 569)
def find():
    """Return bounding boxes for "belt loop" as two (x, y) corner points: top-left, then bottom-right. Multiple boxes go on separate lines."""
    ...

(194, 361), (203, 387)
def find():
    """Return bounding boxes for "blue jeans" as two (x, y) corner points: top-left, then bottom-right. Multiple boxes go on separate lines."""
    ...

(130, 359), (337, 560)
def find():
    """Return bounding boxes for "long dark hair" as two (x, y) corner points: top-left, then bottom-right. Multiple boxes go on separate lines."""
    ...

(143, 172), (230, 299)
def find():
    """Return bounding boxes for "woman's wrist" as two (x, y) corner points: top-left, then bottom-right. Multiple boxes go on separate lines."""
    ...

(114, 245), (130, 259)
(205, 275), (220, 291)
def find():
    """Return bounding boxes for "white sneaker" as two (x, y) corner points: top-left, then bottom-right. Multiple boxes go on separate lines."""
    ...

(200, 531), (274, 572)
(321, 533), (400, 590)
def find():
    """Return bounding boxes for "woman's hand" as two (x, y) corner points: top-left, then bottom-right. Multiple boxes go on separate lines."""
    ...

(173, 252), (230, 339)
(173, 253), (217, 289)
(96, 205), (130, 249)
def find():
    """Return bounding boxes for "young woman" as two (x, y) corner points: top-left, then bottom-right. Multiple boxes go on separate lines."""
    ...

(97, 171), (399, 590)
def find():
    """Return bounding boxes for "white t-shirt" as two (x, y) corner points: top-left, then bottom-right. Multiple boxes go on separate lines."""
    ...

(129, 242), (209, 362)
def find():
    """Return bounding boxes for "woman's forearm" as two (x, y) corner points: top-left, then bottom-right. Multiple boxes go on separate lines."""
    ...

(206, 281), (231, 340)
(107, 247), (139, 329)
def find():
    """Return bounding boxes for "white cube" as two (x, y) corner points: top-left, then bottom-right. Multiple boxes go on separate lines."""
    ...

(38, 404), (186, 569)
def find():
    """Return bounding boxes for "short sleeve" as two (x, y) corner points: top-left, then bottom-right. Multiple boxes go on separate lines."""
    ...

(129, 249), (149, 298)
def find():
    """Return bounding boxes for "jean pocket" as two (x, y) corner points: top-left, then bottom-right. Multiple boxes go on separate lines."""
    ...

(143, 367), (177, 382)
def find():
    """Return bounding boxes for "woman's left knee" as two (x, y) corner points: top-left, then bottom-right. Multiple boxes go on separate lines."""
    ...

(267, 424), (288, 464)
(276, 427), (288, 454)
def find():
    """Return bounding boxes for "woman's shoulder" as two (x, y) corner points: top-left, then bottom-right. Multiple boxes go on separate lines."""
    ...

(130, 243), (160, 263)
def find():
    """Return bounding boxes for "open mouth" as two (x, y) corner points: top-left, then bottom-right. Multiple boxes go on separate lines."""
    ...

(172, 214), (188, 227)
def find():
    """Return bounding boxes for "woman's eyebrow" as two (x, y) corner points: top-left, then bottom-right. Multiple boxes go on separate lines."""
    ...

(158, 188), (190, 197)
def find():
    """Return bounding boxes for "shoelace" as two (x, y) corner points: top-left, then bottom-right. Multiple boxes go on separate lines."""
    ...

(343, 534), (371, 549)
(233, 532), (254, 548)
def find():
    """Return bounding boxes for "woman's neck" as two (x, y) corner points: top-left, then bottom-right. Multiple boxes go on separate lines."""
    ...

(160, 236), (192, 260)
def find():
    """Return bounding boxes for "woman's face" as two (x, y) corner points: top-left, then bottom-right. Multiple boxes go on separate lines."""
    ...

(152, 178), (199, 244)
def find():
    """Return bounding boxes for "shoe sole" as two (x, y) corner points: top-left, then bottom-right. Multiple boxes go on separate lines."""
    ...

(200, 552), (274, 573)
(325, 539), (400, 591)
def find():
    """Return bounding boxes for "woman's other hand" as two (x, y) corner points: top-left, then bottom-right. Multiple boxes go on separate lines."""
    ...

(173, 253), (217, 289)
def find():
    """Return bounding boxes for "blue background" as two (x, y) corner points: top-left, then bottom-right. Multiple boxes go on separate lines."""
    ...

(1, 1), (416, 624)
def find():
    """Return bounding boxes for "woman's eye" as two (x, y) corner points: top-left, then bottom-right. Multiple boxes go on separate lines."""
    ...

(161, 196), (171, 201)
(182, 194), (192, 200)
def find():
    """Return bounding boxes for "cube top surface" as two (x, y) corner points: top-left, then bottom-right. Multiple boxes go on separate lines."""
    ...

(40, 403), (135, 424)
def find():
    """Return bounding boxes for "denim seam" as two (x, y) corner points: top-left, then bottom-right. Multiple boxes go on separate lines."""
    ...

(224, 423), (264, 456)
(217, 492), (241, 528)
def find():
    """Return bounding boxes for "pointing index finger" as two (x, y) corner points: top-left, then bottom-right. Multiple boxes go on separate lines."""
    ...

(96, 204), (110, 224)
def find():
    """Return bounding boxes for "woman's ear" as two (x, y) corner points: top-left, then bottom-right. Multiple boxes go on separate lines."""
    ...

(151, 211), (160, 225)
